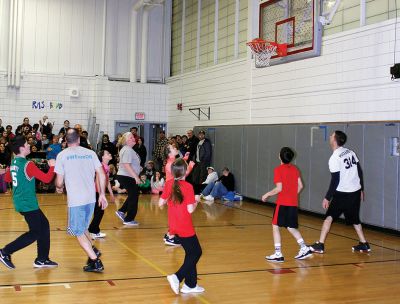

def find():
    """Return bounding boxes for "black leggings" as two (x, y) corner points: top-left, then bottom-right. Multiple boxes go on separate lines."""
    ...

(88, 193), (103, 234)
(176, 235), (202, 288)
(117, 175), (139, 222)
(3, 209), (50, 261)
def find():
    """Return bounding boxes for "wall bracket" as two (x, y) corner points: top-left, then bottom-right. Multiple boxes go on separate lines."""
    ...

(189, 107), (210, 120)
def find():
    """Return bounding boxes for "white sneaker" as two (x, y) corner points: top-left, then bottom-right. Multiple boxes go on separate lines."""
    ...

(167, 274), (180, 294)
(265, 252), (284, 262)
(295, 247), (313, 260)
(123, 220), (139, 226)
(90, 232), (106, 239)
(204, 195), (214, 201)
(180, 284), (205, 294)
(200, 194), (204, 199)
(195, 195), (201, 202)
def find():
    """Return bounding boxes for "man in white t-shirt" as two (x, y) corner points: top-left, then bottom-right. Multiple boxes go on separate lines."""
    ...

(55, 128), (108, 272)
(310, 130), (370, 254)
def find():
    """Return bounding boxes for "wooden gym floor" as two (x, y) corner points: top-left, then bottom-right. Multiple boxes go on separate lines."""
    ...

(0, 193), (399, 304)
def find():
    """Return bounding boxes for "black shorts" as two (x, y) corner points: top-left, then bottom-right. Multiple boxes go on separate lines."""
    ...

(272, 205), (298, 228)
(326, 190), (361, 225)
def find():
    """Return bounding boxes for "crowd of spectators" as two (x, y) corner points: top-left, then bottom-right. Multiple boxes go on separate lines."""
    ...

(0, 117), (235, 199)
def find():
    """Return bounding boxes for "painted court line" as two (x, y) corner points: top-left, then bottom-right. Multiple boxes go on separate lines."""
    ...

(0, 283), (71, 291)
(109, 235), (212, 304)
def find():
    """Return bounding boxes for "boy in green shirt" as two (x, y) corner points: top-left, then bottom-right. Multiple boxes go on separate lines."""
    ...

(0, 136), (58, 269)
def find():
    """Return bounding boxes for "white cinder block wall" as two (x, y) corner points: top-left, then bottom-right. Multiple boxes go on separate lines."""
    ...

(0, 0), (169, 139)
(167, 60), (251, 135)
(0, 73), (168, 139)
(167, 19), (400, 134)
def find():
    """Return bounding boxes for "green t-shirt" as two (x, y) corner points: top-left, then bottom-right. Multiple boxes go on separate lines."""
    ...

(10, 157), (39, 212)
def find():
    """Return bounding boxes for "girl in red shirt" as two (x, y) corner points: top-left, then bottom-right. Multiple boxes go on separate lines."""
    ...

(159, 158), (204, 294)
(163, 143), (195, 246)
(261, 147), (313, 262)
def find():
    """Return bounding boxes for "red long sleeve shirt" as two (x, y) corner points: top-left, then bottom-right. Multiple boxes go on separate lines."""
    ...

(5, 162), (55, 183)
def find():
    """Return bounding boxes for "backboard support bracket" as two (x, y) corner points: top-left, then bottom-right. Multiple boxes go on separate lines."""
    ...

(319, 0), (342, 26)
(189, 107), (211, 120)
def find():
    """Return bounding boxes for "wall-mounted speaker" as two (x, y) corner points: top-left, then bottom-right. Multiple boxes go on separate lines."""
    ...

(68, 88), (80, 98)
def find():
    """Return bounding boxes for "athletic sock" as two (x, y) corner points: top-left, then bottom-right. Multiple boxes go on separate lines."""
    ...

(274, 243), (281, 255)
(297, 238), (306, 249)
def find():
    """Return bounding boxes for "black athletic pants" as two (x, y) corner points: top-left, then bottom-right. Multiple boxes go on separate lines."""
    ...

(191, 163), (208, 194)
(117, 175), (139, 222)
(88, 193), (103, 234)
(3, 209), (50, 261)
(176, 235), (202, 288)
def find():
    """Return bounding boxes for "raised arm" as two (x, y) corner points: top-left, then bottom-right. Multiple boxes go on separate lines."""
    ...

(26, 160), (55, 183)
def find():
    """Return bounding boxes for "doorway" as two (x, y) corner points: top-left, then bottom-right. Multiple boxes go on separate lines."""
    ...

(114, 121), (167, 163)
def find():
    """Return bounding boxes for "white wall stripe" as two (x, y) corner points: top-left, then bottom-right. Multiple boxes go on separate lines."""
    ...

(234, 0), (240, 59)
(214, 0), (218, 65)
(196, 0), (201, 70)
(180, 0), (186, 75)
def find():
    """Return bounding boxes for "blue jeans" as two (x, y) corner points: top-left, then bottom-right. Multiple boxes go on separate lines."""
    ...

(201, 182), (228, 198)
(67, 203), (95, 236)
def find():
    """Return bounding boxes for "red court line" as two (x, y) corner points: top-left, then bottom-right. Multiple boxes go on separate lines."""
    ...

(107, 280), (116, 286)
(267, 269), (295, 274)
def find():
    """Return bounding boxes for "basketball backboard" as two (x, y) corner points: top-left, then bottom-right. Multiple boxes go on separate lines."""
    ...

(259, 0), (322, 64)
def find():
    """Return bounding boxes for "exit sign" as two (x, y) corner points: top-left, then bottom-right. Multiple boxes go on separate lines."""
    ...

(135, 112), (145, 120)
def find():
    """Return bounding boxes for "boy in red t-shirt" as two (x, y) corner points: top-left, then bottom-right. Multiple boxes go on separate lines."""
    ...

(261, 147), (312, 262)
(159, 158), (204, 294)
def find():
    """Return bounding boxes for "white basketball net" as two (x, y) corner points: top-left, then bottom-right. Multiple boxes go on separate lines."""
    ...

(247, 41), (277, 67)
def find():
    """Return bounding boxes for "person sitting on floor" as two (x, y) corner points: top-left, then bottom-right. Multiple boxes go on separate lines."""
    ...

(142, 160), (156, 181)
(151, 171), (165, 195)
(201, 167), (235, 201)
(138, 173), (151, 194)
(200, 166), (218, 192)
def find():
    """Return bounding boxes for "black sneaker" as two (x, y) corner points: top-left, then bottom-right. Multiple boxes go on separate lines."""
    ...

(310, 242), (325, 254)
(352, 242), (371, 253)
(92, 245), (102, 258)
(33, 258), (58, 268)
(165, 236), (181, 246)
(0, 249), (15, 269)
(83, 258), (104, 273)
(163, 233), (169, 241)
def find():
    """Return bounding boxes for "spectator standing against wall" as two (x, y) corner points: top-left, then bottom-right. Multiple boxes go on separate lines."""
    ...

(153, 131), (168, 172)
(185, 130), (199, 161)
(191, 130), (212, 193)
(134, 136), (147, 168)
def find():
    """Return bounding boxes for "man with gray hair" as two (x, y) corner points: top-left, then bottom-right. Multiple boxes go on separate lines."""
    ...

(55, 128), (108, 272)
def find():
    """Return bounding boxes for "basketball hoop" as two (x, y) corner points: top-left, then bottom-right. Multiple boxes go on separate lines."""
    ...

(246, 38), (287, 68)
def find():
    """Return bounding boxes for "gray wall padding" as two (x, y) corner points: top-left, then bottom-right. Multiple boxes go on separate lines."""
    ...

(194, 123), (400, 231)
